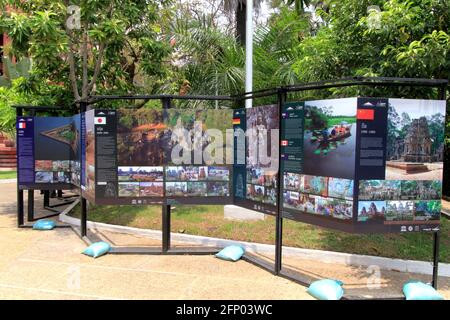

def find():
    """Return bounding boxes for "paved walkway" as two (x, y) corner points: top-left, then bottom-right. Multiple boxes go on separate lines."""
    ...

(0, 182), (449, 300)
(0, 183), (313, 300)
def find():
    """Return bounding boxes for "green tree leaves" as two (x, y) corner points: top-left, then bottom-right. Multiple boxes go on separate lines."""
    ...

(1, 0), (173, 102)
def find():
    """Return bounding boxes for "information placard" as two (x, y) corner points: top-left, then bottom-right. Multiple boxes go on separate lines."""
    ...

(233, 105), (279, 215)
(91, 108), (234, 205)
(17, 115), (81, 191)
(280, 98), (445, 233)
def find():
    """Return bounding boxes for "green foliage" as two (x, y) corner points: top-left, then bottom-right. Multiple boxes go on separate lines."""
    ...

(0, 78), (61, 136)
(0, 79), (33, 136)
(306, 107), (328, 130)
(0, 56), (31, 87)
(1, 0), (173, 102)
(60, 129), (75, 142)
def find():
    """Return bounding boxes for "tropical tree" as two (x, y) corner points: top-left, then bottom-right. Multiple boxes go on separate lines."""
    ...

(223, 0), (264, 45)
(168, 6), (244, 108)
(0, 0), (173, 103)
(0, 56), (31, 87)
(270, 0), (312, 14)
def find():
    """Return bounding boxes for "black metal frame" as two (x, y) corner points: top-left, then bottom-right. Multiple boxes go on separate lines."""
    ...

(274, 77), (448, 291)
(78, 95), (234, 253)
(13, 77), (448, 297)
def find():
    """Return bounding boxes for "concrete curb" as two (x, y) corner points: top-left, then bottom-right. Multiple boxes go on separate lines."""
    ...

(59, 205), (450, 278)
(0, 178), (17, 184)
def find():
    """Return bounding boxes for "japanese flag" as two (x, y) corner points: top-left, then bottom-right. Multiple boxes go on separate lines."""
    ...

(94, 117), (106, 125)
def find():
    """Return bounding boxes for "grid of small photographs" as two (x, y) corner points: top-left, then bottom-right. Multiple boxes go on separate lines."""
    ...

(283, 173), (354, 220)
(245, 105), (279, 206)
(34, 160), (71, 184)
(164, 166), (230, 197)
(246, 168), (278, 205)
(71, 160), (81, 186)
(118, 166), (163, 197)
(358, 180), (442, 222)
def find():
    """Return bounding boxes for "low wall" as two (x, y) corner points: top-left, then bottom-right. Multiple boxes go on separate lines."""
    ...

(59, 200), (450, 278)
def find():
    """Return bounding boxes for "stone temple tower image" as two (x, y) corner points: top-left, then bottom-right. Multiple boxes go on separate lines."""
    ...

(403, 117), (433, 163)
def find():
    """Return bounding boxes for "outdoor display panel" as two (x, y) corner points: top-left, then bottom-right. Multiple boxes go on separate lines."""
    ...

(280, 97), (446, 233)
(164, 108), (233, 205)
(91, 108), (234, 205)
(17, 115), (82, 191)
(15, 95), (446, 234)
(233, 105), (280, 215)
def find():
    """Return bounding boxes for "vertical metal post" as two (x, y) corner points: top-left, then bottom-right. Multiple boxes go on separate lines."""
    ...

(162, 204), (171, 252)
(57, 190), (63, 198)
(79, 101), (88, 237)
(275, 214), (283, 274)
(43, 190), (50, 207)
(17, 189), (24, 227)
(161, 97), (172, 252)
(27, 189), (34, 222)
(16, 107), (24, 227)
(81, 197), (87, 237)
(432, 84), (446, 289)
(432, 231), (440, 289)
(244, 0), (253, 109)
(275, 88), (287, 274)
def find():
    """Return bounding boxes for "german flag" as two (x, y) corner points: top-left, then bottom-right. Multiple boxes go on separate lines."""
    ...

(232, 118), (241, 125)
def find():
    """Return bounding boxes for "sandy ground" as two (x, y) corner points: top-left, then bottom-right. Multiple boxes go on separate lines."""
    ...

(0, 182), (449, 300)
(0, 183), (312, 300)
(91, 229), (450, 299)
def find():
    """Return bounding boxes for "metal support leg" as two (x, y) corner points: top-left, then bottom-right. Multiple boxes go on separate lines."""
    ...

(81, 197), (87, 237)
(432, 231), (440, 289)
(57, 190), (63, 198)
(27, 189), (34, 222)
(162, 204), (171, 252)
(17, 189), (24, 227)
(43, 190), (50, 207)
(275, 216), (283, 274)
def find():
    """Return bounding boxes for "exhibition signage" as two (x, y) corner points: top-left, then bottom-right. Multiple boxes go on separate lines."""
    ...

(233, 105), (279, 215)
(16, 115), (82, 190)
(16, 97), (446, 233)
(86, 108), (234, 205)
(280, 98), (445, 233)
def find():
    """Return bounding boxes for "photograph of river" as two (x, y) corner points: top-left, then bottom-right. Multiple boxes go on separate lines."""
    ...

(303, 98), (357, 179)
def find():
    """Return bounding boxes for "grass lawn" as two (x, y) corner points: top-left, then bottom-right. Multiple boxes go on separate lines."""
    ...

(70, 204), (450, 263)
(327, 116), (356, 127)
(305, 116), (356, 131)
(0, 170), (16, 179)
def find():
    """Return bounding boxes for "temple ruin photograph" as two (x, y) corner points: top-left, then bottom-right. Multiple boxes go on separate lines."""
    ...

(385, 99), (446, 180)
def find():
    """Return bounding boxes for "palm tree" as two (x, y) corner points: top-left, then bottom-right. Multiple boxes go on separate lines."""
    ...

(223, 0), (263, 45)
(270, 0), (331, 15)
(169, 13), (245, 107)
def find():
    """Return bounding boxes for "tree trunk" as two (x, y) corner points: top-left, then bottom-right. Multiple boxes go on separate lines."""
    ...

(236, 2), (246, 46)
